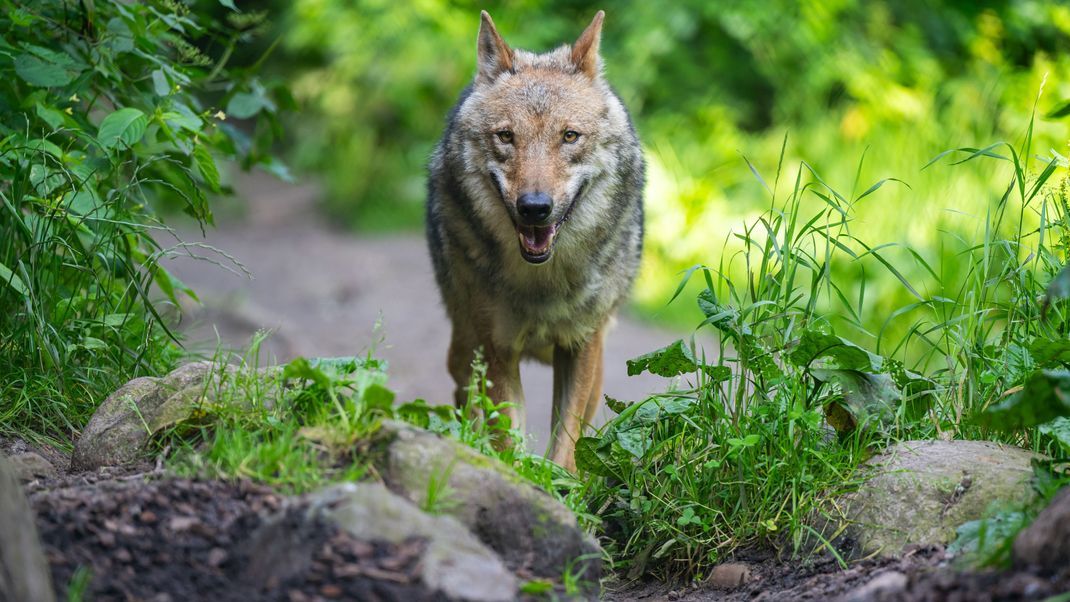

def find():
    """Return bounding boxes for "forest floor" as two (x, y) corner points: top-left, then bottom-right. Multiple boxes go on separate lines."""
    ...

(12, 434), (1068, 601)
(12, 172), (1068, 601)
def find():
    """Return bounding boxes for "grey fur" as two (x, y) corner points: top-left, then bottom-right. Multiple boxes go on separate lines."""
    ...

(426, 14), (644, 453)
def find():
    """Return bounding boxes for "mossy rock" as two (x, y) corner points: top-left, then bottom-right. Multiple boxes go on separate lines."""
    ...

(831, 440), (1042, 558)
(71, 362), (281, 471)
(370, 420), (601, 583)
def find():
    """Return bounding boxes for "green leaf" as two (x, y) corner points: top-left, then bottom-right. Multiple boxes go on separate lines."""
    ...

(64, 188), (105, 217)
(8, 7), (36, 27)
(789, 329), (881, 371)
(1004, 343), (1036, 386)
(981, 369), (1070, 430)
(152, 69), (171, 96)
(1043, 264), (1070, 318)
(575, 436), (615, 476)
(162, 105), (204, 132)
(226, 83), (275, 119)
(283, 357), (331, 388)
(697, 288), (742, 334)
(29, 164), (64, 196)
(363, 383), (395, 411)
(105, 17), (134, 53)
(616, 427), (652, 458)
(813, 368), (900, 434)
(193, 143), (221, 192)
(627, 339), (726, 379)
(14, 48), (81, 87)
(35, 103), (68, 130)
(948, 511), (1028, 566)
(219, 0), (238, 10)
(151, 265), (198, 305)
(1038, 417), (1070, 457)
(97, 108), (148, 150)
(1047, 100), (1070, 119)
(1029, 339), (1070, 367)
(604, 395), (632, 414)
(0, 261), (28, 297)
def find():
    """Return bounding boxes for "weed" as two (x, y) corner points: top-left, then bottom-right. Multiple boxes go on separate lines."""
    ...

(66, 565), (92, 602)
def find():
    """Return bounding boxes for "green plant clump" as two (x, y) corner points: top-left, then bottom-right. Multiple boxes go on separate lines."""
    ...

(576, 107), (1070, 580)
(165, 337), (583, 513)
(0, 0), (286, 446)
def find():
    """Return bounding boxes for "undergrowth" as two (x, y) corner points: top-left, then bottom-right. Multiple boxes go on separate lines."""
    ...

(573, 100), (1070, 580)
(162, 333), (584, 518)
(0, 0), (286, 448)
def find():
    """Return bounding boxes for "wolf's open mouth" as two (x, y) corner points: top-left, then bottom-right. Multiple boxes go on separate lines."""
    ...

(514, 181), (586, 264)
(517, 223), (558, 263)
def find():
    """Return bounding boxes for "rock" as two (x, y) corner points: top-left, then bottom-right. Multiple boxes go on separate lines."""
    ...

(371, 420), (601, 582)
(71, 362), (280, 471)
(706, 562), (754, 588)
(8, 452), (57, 482)
(1013, 486), (1070, 573)
(246, 482), (517, 601)
(839, 570), (907, 602)
(0, 456), (56, 602)
(830, 440), (1041, 558)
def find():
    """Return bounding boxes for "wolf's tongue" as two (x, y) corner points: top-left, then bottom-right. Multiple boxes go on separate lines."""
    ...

(520, 225), (555, 254)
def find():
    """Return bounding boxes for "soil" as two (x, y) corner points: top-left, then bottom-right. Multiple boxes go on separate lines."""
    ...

(608, 547), (1070, 601)
(30, 476), (443, 601)
(6, 435), (1069, 600)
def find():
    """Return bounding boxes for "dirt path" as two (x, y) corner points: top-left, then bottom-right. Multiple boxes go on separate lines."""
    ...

(162, 172), (695, 452)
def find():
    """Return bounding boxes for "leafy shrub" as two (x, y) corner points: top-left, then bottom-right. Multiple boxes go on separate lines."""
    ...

(0, 0), (286, 444)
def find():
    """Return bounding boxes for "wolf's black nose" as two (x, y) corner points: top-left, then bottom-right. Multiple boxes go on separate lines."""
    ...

(517, 192), (553, 225)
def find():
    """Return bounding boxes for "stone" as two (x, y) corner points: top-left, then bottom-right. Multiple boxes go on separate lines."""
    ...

(1012, 486), (1070, 574)
(706, 562), (754, 588)
(8, 452), (57, 482)
(830, 440), (1042, 558)
(371, 420), (602, 582)
(0, 456), (56, 602)
(246, 482), (517, 601)
(71, 362), (280, 471)
(839, 570), (908, 602)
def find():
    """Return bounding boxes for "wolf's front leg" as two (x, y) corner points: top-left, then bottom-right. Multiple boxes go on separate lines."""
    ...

(548, 327), (605, 471)
(448, 329), (525, 446)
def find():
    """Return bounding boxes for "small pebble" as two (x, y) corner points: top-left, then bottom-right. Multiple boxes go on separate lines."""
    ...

(707, 562), (754, 589)
(320, 584), (343, 598)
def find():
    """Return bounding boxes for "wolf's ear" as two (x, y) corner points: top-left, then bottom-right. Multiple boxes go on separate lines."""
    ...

(571, 10), (605, 79)
(477, 11), (513, 83)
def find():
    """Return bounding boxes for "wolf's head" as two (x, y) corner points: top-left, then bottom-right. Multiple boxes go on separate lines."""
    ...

(453, 11), (634, 265)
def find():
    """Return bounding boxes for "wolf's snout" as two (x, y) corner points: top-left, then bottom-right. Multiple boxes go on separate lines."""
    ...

(517, 191), (553, 225)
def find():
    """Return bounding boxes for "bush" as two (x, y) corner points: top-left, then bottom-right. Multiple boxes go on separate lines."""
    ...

(0, 0), (286, 445)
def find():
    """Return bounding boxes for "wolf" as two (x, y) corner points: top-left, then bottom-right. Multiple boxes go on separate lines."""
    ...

(426, 10), (644, 470)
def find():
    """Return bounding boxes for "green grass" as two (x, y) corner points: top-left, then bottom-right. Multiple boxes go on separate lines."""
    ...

(571, 108), (1070, 580)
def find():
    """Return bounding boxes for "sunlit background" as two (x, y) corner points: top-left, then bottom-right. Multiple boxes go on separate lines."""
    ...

(228, 0), (1070, 338)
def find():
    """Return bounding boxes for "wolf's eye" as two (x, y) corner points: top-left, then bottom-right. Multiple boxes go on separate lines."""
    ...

(496, 130), (514, 144)
(562, 130), (581, 144)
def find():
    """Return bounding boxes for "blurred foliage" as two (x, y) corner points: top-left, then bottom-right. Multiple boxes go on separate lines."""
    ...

(254, 0), (1070, 333)
(0, 0), (286, 444)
